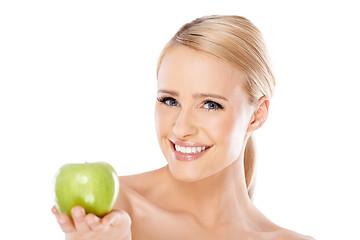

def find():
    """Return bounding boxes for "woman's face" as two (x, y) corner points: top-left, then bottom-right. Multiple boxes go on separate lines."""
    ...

(155, 46), (255, 182)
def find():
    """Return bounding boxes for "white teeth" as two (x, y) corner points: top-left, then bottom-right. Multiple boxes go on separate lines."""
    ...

(191, 147), (196, 153)
(180, 146), (185, 153)
(174, 144), (207, 154)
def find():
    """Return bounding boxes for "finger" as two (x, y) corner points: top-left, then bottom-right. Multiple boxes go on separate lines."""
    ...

(72, 206), (91, 232)
(101, 210), (131, 227)
(85, 213), (105, 232)
(57, 215), (76, 233)
(52, 206), (59, 215)
(52, 206), (76, 233)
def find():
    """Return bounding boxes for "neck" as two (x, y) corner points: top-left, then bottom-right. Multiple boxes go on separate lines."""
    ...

(160, 157), (253, 228)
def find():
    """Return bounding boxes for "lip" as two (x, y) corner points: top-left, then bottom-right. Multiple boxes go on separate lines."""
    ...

(169, 139), (213, 161)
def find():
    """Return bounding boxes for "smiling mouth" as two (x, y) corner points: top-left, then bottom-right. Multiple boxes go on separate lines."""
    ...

(175, 144), (207, 154)
(170, 141), (212, 154)
(169, 140), (213, 161)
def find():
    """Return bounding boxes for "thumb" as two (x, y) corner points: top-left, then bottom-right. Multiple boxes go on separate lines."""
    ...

(102, 209), (131, 227)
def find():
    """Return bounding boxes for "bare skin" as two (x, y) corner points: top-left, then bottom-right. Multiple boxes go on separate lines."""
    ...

(116, 164), (313, 240)
(53, 46), (314, 239)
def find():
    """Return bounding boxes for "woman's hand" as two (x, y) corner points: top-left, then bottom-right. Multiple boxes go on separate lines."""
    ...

(52, 206), (131, 240)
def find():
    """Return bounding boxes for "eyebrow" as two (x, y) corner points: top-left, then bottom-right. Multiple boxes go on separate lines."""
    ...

(193, 93), (228, 101)
(157, 90), (228, 101)
(157, 90), (179, 96)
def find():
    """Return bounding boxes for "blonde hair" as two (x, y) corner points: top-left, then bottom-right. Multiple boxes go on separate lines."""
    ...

(157, 15), (275, 198)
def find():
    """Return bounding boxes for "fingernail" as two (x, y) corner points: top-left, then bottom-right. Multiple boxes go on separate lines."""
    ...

(73, 210), (81, 218)
(72, 207), (84, 218)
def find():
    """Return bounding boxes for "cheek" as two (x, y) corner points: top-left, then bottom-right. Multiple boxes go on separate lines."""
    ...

(202, 115), (233, 141)
(201, 111), (248, 155)
(154, 105), (164, 139)
(200, 112), (240, 142)
(155, 105), (174, 139)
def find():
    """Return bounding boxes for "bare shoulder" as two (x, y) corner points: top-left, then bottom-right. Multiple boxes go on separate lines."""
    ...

(116, 167), (166, 212)
(273, 229), (315, 240)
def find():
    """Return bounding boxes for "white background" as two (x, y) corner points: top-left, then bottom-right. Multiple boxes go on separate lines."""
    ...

(1, 0), (359, 239)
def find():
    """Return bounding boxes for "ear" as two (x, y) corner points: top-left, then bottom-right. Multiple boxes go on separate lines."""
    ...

(247, 96), (270, 133)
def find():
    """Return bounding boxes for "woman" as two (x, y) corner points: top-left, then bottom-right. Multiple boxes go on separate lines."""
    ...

(53, 15), (314, 240)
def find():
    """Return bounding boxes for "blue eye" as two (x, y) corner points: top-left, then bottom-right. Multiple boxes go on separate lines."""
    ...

(203, 101), (223, 110)
(157, 97), (179, 107)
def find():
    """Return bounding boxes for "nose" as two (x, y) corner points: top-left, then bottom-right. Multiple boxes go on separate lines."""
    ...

(173, 108), (198, 139)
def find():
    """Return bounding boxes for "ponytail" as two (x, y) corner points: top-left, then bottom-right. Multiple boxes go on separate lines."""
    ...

(244, 135), (256, 199)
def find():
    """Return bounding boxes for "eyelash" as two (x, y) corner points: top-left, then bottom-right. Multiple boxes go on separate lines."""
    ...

(203, 100), (224, 110)
(157, 96), (224, 111)
(157, 96), (179, 107)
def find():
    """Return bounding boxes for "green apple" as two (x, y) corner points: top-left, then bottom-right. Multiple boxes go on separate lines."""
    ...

(53, 162), (119, 218)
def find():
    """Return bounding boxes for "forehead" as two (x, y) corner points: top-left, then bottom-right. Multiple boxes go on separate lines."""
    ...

(157, 46), (248, 100)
